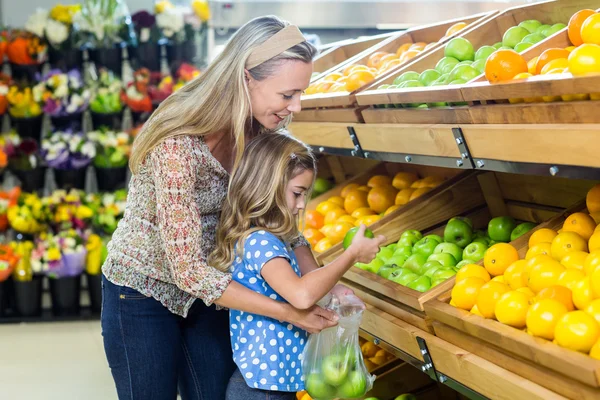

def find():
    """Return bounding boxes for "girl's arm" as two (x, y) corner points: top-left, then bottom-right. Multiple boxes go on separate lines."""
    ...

(262, 225), (385, 310)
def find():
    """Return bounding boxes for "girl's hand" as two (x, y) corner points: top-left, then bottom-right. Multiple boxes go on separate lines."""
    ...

(285, 303), (338, 334)
(347, 224), (386, 264)
(331, 284), (366, 311)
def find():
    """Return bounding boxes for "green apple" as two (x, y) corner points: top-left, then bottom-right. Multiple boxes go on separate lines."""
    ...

(377, 264), (398, 279)
(413, 236), (442, 258)
(499, 46), (513, 50)
(455, 259), (476, 270)
(395, 272), (420, 286)
(322, 354), (350, 385)
(514, 42), (533, 53)
(432, 279), (446, 287)
(502, 26), (530, 48)
(546, 23), (567, 37)
(306, 373), (336, 399)
(472, 236), (491, 246)
(493, 42), (503, 49)
(337, 370), (368, 398)
(452, 64), (480, 83)
(488, 216), (517, 243)
(511, 222), (537, 241)
(475, 45), (496, 62)
(423, 260), (444, 278)
(403, 253), (428, 274)
(394, 245), (413, 259)
(462, 242), (487, 262)
(433, 242), (463, 262)
(355, 262), (369, 270)
(365, 398), (381, 400)
(393, 71), (420, 86)
(435, 56), (460, 74)
(419, 69), (442, 86)
(407, 275), (432, 292)
(376, 246), (395, 264)
(445, 37), (475, 62)
(343, 226), (375, 250)
(398, 230), (423, 247)
(472, 59), (485, 74)
(387, 253), (408, 269)
(522, 33), (545, 44)
(473, 229), (487, 239)
(519, 19), (542, 33)
(395, 395), (418, 400)
(449, 78), (467, 85)
(535, 24), (550, 35)
(424, 234), (443, 243)
(457, 60), (473, 66)
(433, 268), (457, 281)
(377, 84), (392, 91)
(365, 258), (385, 274)
(449, 216), (473, 229)
(427, 253), (457, 268)
(313, 178), (332, 194)
(444, 218), (473, 247)
(388, 267), (413, 283)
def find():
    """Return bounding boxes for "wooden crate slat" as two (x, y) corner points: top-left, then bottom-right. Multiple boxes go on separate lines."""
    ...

(361, 107), (472, 124)
(293, 107), (365, 123)
(467, 100), (600, 124)
(288, 122), (355, 150)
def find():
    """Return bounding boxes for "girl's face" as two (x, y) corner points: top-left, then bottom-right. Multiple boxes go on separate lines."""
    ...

(286, 169), (314, 216)
(247, 60), (313, 130)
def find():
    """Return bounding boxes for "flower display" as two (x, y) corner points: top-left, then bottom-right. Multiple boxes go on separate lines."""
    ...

(10, 240), (35, 281)
(155, 1), (197, 44)
(122, 68), (172, 112)
(7, 85), (44, 117)
(88, 129), (131, 168)
(74, 0), (135, 48)
(32, 229), (87, 278)
(0, 188), (20, 232)
(173, 63), (200, 91)
(0, 74), (11, 115)
(89, 69), (123, 114)
(2, 132), (43, 171)
(191, 0), (211, 23)
(0, 244), (20, 282)
(7, 29), (47, 65)
(42, 131), (96, 170)
(7, 192), (47, 234)
(131, 10), (161, 44)
(42, 189), (94, 231)
(36, 70), (90, 117)
(44, 4), (83, 50)
(85, 233), (107, 275)
(92, 190), (126, 234)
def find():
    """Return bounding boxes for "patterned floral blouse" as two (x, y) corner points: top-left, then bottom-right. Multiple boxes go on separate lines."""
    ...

(102, 134), (308, 317)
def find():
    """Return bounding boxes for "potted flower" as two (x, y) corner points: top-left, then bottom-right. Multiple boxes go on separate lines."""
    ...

(38, 69), (90, 131)
(122, 68), (172, 125)
(156, 1), (199, 66)
(7, 192), (47, 238)
(88, 129), (131, 191)
(10, 240), (41, 316)
(0, 244), (19, 316)
(92, 189), (127, 235)
(172, 62), (200, 92)
(0, 187), (21, 232)
(0, 29), (9, 63)
(44, 189), (94, 232)
(45, 4), (84, 71)
(6, 84), (44, 141)
(74, 0), (137, 77)
(85, 233), (107, 313)
(9, 24), (47, 83)
(0, 74), (11, 116)
(89, 69), (124, 130)
(2, 132), (46, 193)
(131, 10), (163, 71)
(42, 131), (96, 190)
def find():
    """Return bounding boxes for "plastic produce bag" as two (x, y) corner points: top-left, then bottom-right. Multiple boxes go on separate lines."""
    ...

(302, 294), (375, 399)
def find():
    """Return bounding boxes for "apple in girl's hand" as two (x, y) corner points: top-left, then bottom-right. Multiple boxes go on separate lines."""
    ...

(343, 226), (375, 250)
(322, 354), (350, 385)
(337, 371), (368, 398)
(306, 373), (336, 399)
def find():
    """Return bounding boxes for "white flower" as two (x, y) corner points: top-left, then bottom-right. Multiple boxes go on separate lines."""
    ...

(102, 194), (115, 207)
(81, 142), (96, 158)
(156, 8), (185, 37)
(45, 19), (69, 45)
(126, 85), (145, 101)
(29, 154), (38, 169)
(65, 237), (76, 249)
(54, 84), (69, 99)
(25, 9), (49, 37)
(31, 259), (43, 274)
(0, 85), (8, 96)
(32, 84), (45, 103)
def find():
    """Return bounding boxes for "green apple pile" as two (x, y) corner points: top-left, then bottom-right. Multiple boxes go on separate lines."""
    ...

(374, 19), (565, 109)
(305, 346), (371, 399)
(354, 216), (536, 292)
(311, 178), (333, 199)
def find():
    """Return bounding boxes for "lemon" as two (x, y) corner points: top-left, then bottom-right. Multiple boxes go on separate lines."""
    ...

(591, 267), (600, 298)
(528, 228), (558, 248)
(586, 299), (600, 325)
(590, 339), (600, 360)
(528, 259), (565, 293)
(560, 251), (589, 270)
(516, 287), (536, 301)
(455, 264), (491, 284)
(557, 268), (586, 290)
(504, 259), (528, 290)
(526, 243), (552, 259)
(526, 299), (568, 340)
(451, 277), (486, 311)
(470, 304), (484, 317)
(584, 250), (600, 276)
(476, 281), (510, 319)
(573, 277), (595, 310)
(491, 276), (505, 283)
(551, 232), (588, 261)
(495, 291), (530, 328)
(555, 311), (600, 353)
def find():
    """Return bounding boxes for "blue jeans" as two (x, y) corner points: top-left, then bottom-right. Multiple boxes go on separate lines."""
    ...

(226, 370), (296, 400)
(101, 275), (236, 400)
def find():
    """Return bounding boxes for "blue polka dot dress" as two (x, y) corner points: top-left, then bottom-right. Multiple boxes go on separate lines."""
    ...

(230, 230), (309, 392)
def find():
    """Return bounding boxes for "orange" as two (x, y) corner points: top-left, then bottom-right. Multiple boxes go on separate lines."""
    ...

(303, 228), (325, 248)
(563, 212), (597, 241)
(420, 176), (445, 187)
(324, 208), (348, 225)
(357, 185), (371, 192)
(343, 189), (369, 214)
(560, 251), (589, 270)
(305, 210), (325, 229)
(343, 64), (365, 76)
(587, 184), (600, 213)
(367, 175), (393, 188)
(351, 207), (376, 219)
(316, 201), (341, 216)
(527, 56), (539, 75)
(360, 214), (382, 226)
(320, 224), (333, 237)
(517, 287), (536, 301)
(345, 70), (375, 92)
(540, 58), (569, 74)
(445, 21), (468, 37)
(593, 213), (600, 224)
(555, 311), (600, 352)
(409, 187), (432, 201)
(495, 291), (530, 328)
(484, 243), (519, 277)
(368, 51), (390, 69)
(537, 285), (575, 311)
(337, 215), (357, 225)
(392, 172), (418, 190)
(573, 277), (595, 310)
(451, 277), (486, 310)
(504, 259), (529, 290)
(410, 42), (428, 50)
(551, 232), (588, 261)
(367, 186), (398, 214)
(566, 46), (577, 53)
(470, 304), (484, 317)
(377, 53), (398, 68)
(492, 275), (505, 283)
(378, 59), (402, 74)
(314, 237), (333, 253)
(581, 13), (600, 45)
(476, 281), (510, 319)
(592, 265), (600, 298)
(567, 43), (600, 76)
(485, 49), (528, 83)
(535, 48), (571, 75)
(528, 228), (558, 248)
(526, 299), (568, 340)
(584, 251), (600, 275)
(590, 232), (600, 252)
(324, 72), (343, 82)
(528, 259), (565, 293)
(328, 221), (354, 244)
(591, 339), (600, 360)
(327, 82), (347, 93)
(586, 299), (600, 325)
(341, 183), (360, 197)
(327, 196), (345, 208)
(525, 242), (552, 259)
(384, 205), (401, 216)
(395, 188), (416, 205)
(568, 9), (597, 46)
(411, 179), (427, 189)
(399, 49), (421, 63)
(456, 264), (491, 283)
(557, 268), (586, 290)
(296, 390), (306, 400)
(526, 254), (555, 275)
(396, 42), (413, 57)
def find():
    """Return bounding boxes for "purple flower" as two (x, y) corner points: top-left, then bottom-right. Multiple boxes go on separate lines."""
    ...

(19, 139), (39, 155)
(132, 11), (156, 28)
(43, 98), (63, 115)
(41, 69), (63, 81)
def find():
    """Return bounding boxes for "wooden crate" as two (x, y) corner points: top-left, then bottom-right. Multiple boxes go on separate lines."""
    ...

(292, 107), (366, 123)
(355, 0), (597, 123)
(362, 361), (434, 400)
(299, 11), (497, 112)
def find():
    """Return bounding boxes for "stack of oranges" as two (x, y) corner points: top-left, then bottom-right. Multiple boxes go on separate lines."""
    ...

(304, 22), (467, 96)
(304, 172), (445, 253)
(485, 9), (600, 103)
(451, 183), (600, 359)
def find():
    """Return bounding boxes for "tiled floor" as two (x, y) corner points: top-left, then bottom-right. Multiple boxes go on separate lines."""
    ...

(0, 321), (118, 400)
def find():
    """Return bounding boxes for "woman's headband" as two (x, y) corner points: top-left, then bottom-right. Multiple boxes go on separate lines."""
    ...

(245, 25), (306, 70)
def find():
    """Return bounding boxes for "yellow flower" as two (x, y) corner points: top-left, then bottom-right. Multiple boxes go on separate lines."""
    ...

(76, 205), (93, 220)
(86, 234), (102, 251)
(47, 247), (62, 261)
(155, 0), (174, 14)
(50, 4), (81, 25)
(192, 0), (211, 22)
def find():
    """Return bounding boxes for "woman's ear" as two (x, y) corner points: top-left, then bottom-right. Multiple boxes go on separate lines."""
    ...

(244, 69), (252, 84)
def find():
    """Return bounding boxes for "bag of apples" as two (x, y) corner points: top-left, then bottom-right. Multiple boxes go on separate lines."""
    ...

(302, 293), (375, 399)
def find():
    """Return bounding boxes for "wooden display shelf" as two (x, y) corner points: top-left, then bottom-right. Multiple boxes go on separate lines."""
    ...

(293, 107), (366, 123)
(361, 106), (472, 125)
(288, 122), (354, 150)
(364, 360), (435, 400)
(355, 0), (596, 123)
(299, 11), (497, 111)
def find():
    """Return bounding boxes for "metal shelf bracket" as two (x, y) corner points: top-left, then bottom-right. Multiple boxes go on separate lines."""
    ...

(347, 126), (365, 158)
(416, 336), (439, 381)
(452, 127), (475, 169)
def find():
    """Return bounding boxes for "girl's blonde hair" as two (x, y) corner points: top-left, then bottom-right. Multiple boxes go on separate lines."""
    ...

(209, 133), (316, 272)
(129, 16), (317, 174)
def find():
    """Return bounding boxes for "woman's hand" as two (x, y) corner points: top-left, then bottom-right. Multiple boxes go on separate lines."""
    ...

(348, 224), (386, 264)
(284, 303), (338, 334)
(331, 284), (366, 311)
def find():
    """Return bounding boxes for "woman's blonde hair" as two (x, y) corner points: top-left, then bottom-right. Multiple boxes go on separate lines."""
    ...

(209, 132), (316, 272)
(129, 15), (317, 174)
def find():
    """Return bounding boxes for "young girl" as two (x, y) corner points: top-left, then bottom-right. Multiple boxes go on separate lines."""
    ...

(210, 133), (385, 400)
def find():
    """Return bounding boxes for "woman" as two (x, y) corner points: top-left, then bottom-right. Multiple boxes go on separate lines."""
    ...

(101, 15), (361, 400)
